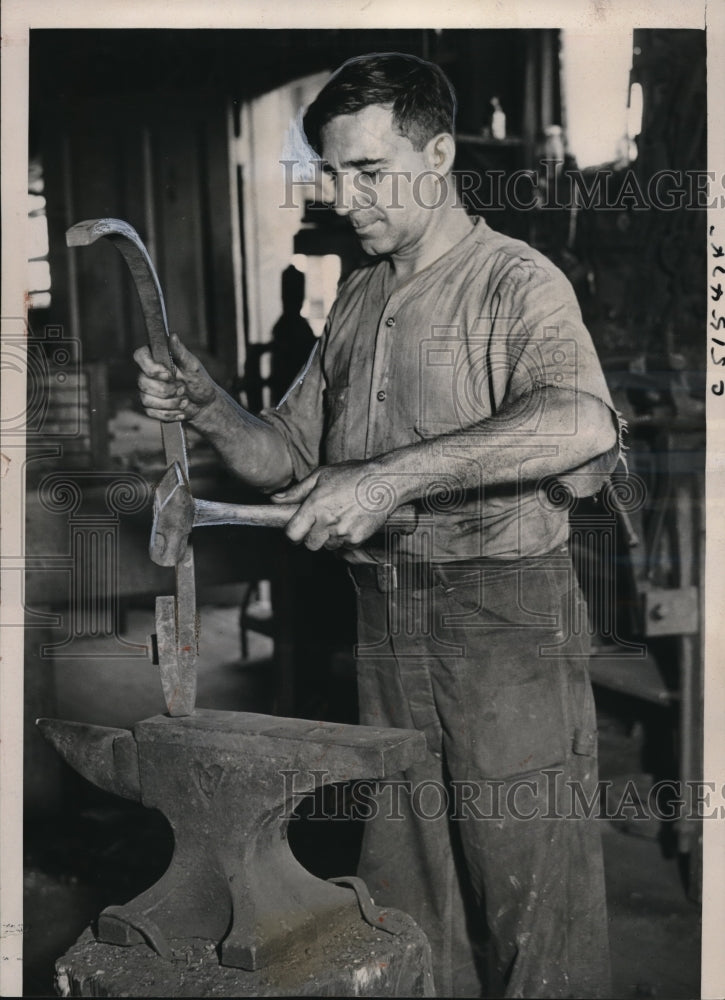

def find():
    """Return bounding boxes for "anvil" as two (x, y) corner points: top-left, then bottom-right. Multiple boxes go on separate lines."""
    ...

(38, 710), (425, 971)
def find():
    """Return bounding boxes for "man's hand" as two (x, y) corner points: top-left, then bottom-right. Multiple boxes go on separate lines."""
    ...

(134, 333), (218, 423)
(272, 462), (393, 551)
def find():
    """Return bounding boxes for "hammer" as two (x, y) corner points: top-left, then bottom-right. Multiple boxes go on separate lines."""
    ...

(150, 463), (418, 567)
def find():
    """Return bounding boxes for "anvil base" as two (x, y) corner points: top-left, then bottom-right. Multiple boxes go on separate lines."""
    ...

(56, 910), (434, 998)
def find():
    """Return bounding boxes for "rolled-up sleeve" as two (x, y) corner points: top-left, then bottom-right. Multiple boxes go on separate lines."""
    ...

(501, 263), (611, 405)
(258, 340), (325, 484)
(500, 261), (623, 494)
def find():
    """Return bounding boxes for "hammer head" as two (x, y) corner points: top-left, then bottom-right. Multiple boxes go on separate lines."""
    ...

(150, 462), (194, 567)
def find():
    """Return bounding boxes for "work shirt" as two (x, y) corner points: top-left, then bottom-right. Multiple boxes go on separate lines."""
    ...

(261, 216), (617, 563)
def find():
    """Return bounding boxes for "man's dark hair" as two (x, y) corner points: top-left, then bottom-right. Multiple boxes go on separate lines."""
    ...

(303, 52), (457, 154)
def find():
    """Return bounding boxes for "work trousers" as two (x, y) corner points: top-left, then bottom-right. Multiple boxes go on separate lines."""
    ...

(349, 550), (611, 999)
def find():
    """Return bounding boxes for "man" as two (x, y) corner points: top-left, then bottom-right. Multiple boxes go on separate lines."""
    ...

(136, 53), (619, 998)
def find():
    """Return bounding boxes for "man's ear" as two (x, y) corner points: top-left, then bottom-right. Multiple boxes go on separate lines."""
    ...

(425, 132), (456, 175)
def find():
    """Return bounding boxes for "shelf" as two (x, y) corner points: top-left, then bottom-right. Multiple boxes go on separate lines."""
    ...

(456, 133), (524, 147)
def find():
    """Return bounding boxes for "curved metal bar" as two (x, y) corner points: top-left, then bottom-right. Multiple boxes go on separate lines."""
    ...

(66, 218), (197, 716)
(66, 218), (188, 475)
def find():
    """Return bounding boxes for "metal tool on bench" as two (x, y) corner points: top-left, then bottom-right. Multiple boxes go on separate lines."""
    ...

(66, 217), (418, 718)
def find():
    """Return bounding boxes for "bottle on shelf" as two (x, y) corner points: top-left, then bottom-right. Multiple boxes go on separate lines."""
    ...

(490, 96), (506, 140)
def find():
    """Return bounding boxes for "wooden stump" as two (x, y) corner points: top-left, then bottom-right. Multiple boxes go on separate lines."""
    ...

(56, 909), (434, 998)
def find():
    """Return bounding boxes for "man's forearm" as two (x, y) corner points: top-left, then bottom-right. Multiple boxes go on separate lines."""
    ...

(371, 388), (618, 506)
(190, 387), (294, 491)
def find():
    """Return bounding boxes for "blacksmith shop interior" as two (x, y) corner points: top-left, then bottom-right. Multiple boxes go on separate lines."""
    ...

(23, 28), (703, 998)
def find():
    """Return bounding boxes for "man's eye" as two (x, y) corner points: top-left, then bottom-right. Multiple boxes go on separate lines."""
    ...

(361, 171), (380, 183)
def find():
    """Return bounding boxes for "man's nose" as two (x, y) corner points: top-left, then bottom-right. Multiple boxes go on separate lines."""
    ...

(319, 170), (339, 210)
(327, 172), (375, 217)
(329, 171), (353, 217)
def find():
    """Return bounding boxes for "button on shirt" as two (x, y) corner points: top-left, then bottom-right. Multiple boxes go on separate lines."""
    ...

(262, 217), (617, 563)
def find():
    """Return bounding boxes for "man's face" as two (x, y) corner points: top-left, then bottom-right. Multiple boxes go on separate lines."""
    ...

(319, 104), (440, 259)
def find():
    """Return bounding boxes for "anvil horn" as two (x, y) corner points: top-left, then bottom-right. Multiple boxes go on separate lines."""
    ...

(36, 719), (141, 802)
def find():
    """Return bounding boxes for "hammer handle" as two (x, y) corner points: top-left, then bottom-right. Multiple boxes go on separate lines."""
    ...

(192, 499), (419, 533)
(194, 500), (298, 529)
